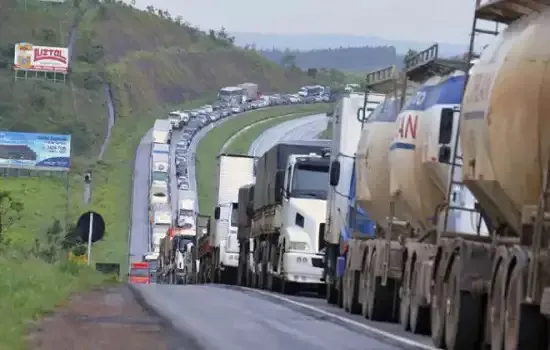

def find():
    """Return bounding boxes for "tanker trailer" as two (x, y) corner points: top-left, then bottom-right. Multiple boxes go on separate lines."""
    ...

(353, 66), (414, 322)
(456, 3), (550, 350)
(388, 45), (492, 348)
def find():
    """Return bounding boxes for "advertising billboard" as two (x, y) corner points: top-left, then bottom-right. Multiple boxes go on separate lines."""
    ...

(0, 131), (71, 171)
(13, 43), (69, 73)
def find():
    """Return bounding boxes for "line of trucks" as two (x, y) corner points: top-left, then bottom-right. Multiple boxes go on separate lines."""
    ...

(192, 2), (550, 349)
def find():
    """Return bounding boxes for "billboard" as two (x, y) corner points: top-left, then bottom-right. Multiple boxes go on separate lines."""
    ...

(0, 131), (71, 171)
(13, 43), (69, 73)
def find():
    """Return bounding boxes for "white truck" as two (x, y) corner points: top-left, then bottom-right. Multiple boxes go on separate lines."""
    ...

(151, 152), (169, 191)
(237, 140), (331, 294)
(237, 83), (259, 102)
(150, 203), (172, 253)
(177, 190), (196, 227)
(323, 91), (384, 304)
(152, 119), (171, 144)
(198, 154), (255, 284)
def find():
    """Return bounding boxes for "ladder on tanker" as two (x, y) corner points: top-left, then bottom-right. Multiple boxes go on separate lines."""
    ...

(438, 0), (549, 242)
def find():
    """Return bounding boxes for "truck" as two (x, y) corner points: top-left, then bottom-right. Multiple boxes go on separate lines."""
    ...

(218, 86), (246, 104)
(152, 119), (171, 144)
(236, 184), (255, 286)
(199, 154), (255, 284)
(149, 203), (172, 253)
(158, 224), (197, 284)
(322, 90), (383, 308)
(237, 140), (331, 294)
(177, 190), (196, 227)
(129, 262), (150, 284)
(237, 83), (259, 102)
(142, 252), (159, 283)
(196, 214), (211, 283)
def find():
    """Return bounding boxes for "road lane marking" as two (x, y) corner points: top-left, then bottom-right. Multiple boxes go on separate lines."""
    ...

(241, 287), (439, 350)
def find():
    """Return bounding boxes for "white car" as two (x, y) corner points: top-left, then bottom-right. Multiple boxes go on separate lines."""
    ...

(150, 191), (168, 205)
(202, 105), (214, 113)
(179, 182), (190, 190)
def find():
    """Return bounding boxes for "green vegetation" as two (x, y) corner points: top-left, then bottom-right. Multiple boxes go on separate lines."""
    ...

(320, 125), (333, 139)
(197, 104), (329, 215)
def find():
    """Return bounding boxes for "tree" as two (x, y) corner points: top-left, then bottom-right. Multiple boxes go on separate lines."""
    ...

(146, 5), (155, 13)
(0, 191), (23, 236)
(280, 53), (296, 68)
(130, 0), (136, 6)
(174, 15), (182, 25)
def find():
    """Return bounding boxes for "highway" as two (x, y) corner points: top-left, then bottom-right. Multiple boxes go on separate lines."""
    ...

(129, 110), (431, 350)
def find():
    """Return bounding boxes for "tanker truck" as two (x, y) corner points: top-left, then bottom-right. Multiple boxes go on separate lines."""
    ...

(323, 90), (383, 307)
(240, 140), (331, 294)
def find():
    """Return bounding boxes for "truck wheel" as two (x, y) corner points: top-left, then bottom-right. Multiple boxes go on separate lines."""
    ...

(326, 276), (338, 305)
(503, 262), (546, 350)
(431, 263), (446, 348)
(409, 265), (430, 334)
(365, 252), (396, 321)
(281, 278), (296, 295)
(444, 257), (483, 350)
(490, 262), (506, 350)
(399, 259), (411, 330)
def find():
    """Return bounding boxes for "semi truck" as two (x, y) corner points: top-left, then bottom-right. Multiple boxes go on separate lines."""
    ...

(152, 119), (171, 144)
(177, 190), (196, 227)
(322, 90), (383, 308)
(158, 225), (197, 284)
(236, 140), (331, 294)
(149, 203), (172, 253)
(196, 214), (211, 283)
(237, 83), (259, 102)
(236, 184), (255, 286)
(199, 154), (255, 284)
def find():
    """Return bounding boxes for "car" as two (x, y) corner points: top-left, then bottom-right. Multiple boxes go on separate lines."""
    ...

(178, 182), (190, 190)
(231, 105), (241, 113)
(201, 105), (213, 113)
(189, 110), (199, 118)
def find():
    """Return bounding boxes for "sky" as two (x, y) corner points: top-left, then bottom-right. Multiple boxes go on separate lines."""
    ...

(130, 0), (479, 45)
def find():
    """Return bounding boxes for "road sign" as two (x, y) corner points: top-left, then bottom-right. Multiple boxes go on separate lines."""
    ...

(76, 211), (105, 243)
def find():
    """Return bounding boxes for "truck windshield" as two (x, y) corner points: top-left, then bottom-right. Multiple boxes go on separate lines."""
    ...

(152, 172), (168, 182)
(179, 209), (194, 216)
(130, 268), (149, 277)
(292, 164), (329, 199)
(231, 202), (239, 227)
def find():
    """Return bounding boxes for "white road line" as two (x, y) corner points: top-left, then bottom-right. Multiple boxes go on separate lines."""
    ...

(241, 287), (439, 350)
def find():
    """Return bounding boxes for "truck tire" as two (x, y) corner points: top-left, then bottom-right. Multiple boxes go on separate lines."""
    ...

(326, 277), (338, 305)
(409, 265), (430, 334)
(444, 257), (484, 350)
(365, 251), (397, 321)
(399, 259), (411, 330)
(431, 263), (446, 348)
(281, 278), (296, 295)
(489, 261), (506, 350)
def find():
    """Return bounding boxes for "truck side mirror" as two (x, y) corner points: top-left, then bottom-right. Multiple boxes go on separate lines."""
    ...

(214, 206), (220, 220)
(330, 160), (340, 186)
(274, 170), (285, 202)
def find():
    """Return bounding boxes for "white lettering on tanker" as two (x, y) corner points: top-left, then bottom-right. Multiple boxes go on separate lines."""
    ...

(13, 43), (69, 73)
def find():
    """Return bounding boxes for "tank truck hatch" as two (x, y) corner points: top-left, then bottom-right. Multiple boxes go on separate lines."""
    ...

(404, 44), (468, 84)
(475, 0), (549, 24)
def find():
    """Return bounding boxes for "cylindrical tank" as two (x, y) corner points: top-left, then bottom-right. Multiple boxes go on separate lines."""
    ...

(461, 10), (548, 234)
(356, 96), (403, 228)
(388, 72), (465, 233)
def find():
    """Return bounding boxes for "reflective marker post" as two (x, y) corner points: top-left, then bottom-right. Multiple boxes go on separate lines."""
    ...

(87, 212), (94, 265)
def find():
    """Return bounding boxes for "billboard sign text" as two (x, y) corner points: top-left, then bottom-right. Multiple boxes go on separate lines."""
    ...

(13, 43), (69, 73)
(0, 131), (71, 171)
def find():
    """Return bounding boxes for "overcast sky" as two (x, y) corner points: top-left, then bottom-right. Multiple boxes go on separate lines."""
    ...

(130, 0), (478, 45)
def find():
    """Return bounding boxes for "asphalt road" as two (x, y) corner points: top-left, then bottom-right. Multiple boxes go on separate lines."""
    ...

(249, 113), (327, 156)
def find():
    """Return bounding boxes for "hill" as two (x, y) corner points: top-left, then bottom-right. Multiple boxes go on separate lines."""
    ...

(0, 0), (326, 259)
(232, 32), (468, 56)
(257, 46), (400, 72)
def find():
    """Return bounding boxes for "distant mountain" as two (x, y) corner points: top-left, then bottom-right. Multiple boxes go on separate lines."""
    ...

(258, 47), (400, 72)
(232, 32), (468, 57)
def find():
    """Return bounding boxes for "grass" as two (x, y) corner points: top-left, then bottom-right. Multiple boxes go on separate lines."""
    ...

(224, 112), (319, 154)
(320, 125), (332, 139)
(196, 104), (329, 215)
(0, 258), (108, 350)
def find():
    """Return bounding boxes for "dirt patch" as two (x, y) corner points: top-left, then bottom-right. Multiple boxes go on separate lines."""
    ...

(27, 286), (175, 350)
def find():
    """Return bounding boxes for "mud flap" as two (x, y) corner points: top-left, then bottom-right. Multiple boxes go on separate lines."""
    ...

(518, 303), (548, 350)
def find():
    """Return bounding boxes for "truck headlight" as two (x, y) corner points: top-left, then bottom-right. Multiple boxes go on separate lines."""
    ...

(289, 241), (308, 251)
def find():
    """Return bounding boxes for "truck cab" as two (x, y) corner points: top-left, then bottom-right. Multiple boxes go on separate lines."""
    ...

(276, 152), (330, 286)
(214, 202), (240, 270)
(129, 262), (151, 284)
